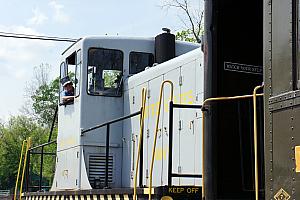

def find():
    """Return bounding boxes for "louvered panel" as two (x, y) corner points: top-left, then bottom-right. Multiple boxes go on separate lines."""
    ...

(88, 154), (114, 185)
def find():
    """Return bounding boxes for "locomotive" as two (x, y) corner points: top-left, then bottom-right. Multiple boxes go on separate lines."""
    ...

(16, 0), (300, 199)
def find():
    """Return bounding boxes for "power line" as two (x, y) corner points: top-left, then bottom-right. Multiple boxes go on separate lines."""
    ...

(0, 31), (78, 42)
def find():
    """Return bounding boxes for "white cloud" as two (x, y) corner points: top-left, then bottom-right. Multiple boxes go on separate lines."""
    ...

(28, 7), (48, 26)
(49, 1), (70, 24)
(0, 25), (56, 80)
(0, 24), (64, 120)
(0, 25), (54, 64)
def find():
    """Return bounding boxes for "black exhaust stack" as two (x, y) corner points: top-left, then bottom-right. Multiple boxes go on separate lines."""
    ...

(155, 28), (175, 64)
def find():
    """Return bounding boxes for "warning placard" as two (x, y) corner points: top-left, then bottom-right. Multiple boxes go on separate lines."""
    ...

(295, 146), (300, 173)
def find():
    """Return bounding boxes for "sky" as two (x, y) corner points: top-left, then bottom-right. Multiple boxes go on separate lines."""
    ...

(0, 0), (203, 122)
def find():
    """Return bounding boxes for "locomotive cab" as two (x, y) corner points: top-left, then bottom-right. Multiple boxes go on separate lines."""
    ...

(53, 37), (157, 190)
(51, 35), (201, 191)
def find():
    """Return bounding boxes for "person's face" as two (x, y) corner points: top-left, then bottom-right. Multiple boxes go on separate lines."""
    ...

(64, 84), (73, 91)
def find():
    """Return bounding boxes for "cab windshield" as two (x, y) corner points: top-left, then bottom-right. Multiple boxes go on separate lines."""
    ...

(87, 48), (123, 96)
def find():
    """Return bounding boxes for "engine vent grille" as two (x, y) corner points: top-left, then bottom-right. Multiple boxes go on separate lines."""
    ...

(88, 154), (114, 187)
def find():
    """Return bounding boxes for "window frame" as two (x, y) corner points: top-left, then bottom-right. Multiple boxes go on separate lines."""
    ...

(129, 51), (154, 74)
(86, 47), (124, 97)
(75, 49), (82, 98)
(59, 50), (82, 106)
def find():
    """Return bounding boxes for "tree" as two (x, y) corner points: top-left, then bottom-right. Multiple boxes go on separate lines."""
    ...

(22, 64), (59, 127)
(163, 0), (204, 43)
(0, 116), (50, 190)
(175, 29), (197, 43)
(31, 77), (59, 127)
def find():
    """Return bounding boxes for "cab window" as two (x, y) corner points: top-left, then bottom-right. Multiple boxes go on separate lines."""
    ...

(59, 51), (81, 104)
(87, 48), (123, 96)
(129, 52), (154, 74)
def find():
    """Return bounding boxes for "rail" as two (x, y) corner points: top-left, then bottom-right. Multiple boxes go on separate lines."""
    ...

(253, 85), (264, 200)
(133, 88), (147, 200)
(168, 102), (202, 186)
(25, 105), (58, 192)
(26, 140), (57, 192)
(201, 92), (264, 199)
(149, 80), (174, 200)
(14, 138), (31, 200)
(81, 110), (142, 188)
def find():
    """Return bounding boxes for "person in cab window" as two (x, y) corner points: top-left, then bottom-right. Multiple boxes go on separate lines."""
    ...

(62, 78), (75, 104)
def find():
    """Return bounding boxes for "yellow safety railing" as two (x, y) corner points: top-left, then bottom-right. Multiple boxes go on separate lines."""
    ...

(14, 137), (31, 200)
(253, 85), (263, 200)
(133, 88), (147, 200)
(149, 80), (174, 200)
(201, 91), (264, 200)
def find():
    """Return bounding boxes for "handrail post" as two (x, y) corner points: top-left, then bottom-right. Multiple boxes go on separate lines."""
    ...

(25, 150), (30, 192)
(168, 101), (174, 186)
(20, 137), (31, 200)
(39, 146), (44, 191)
(149, 80), (174, 200)
(139, 106), (144, 187)
(105, 124), (110, 188)
(133, 88), (147, 200)
(253, 85), (263, 200)
(14, 140), (26, 200)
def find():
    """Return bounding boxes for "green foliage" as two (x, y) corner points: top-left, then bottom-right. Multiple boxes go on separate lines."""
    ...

(31, 77), (59, 126)
(0, 63), (60, 191)
(0, 116), (53, 190)
(175, 29), (198, 43)
(103, 70), (121, 88)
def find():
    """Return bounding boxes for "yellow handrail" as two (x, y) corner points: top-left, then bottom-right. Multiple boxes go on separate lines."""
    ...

(253, 85), (263, 200)
(20, 137), (31, 200)
(149, 80), (174, 200)
(201, 93), (264, 200)
(14, 137), (31, 200)
(14, 140), (26, 200)
(133, 88), (147, 200)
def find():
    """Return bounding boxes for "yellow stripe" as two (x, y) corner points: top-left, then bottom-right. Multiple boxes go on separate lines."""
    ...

(100, 195), (105, 200)
(107, 195), (112, 200)
(80, 195), (84, 200)
(123, 194), (129, 200)
(52, 196), (56, 200)
(115, 195), (121, 200)
(74, 195), (78, 200)
(143, 188), (154, 194)
(86, 195), (91, 200)
(295, 146), (300, 172)
(92, 195), (97, 200)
